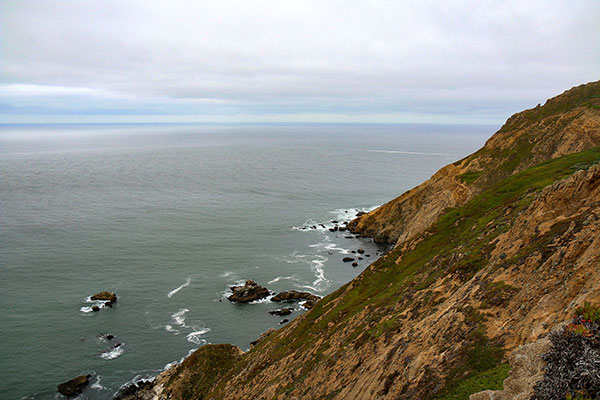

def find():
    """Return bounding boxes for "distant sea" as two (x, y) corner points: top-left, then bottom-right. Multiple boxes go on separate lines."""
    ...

(0, 123), (492, 399)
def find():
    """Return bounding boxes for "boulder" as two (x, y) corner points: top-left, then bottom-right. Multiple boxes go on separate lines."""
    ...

(357, 248), (365, 254)
(279, 319), (289, 324)
(57, 374), (91, 397)
(271, 290), (320, 303)
(342, 257), (355, 262)
(228, 280), (270, 303)
(269, 308), (293, 316)
(352, 262), (358, 267)
(91, 291), (117, 305)
(303, 300), (317, 310)
(91, 306), (100, 312)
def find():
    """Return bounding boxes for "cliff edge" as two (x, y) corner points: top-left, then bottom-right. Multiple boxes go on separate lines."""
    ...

(126, 81), (600, 400)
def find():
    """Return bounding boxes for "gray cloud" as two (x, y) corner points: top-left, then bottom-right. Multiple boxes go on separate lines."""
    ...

(1, 0), (598, 123)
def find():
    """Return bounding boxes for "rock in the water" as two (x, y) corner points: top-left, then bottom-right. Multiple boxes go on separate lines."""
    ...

(269, 307), (293, 316)
(250, 328), (276, 347)
(57, 374), (91, 397)
(352, 262), (358, 267)
(280, 319), (289, 324)
(105, 334), (114, 340)
(113, 379), (155, 400)
(303, 300), (317, 309)
(331, 220), (338, 224)
(366, 254), (371, 257)
(356, 211), (366, 217)
(91, 291), (117, 305)
(342, 257), (355, 262)
(91, 306), (100, 312)
(339, 227), (347, 231)
(228, 280), (270, 303)
(271, 290), (320, 303)
(357, 248), (365, 254)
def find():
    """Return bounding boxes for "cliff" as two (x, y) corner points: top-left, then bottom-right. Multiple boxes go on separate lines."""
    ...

(126, 81), (600, 400)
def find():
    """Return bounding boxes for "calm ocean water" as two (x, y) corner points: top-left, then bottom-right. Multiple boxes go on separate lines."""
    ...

(0, 123), (491, 399)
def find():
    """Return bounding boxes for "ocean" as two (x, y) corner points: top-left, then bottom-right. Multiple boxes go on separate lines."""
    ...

(0, 123), (491, 399)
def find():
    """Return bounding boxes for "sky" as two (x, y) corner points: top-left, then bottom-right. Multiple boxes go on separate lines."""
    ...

(1, 0), (599, 124)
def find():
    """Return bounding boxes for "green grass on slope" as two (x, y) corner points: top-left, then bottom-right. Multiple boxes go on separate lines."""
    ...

(213, 147), (600, 399)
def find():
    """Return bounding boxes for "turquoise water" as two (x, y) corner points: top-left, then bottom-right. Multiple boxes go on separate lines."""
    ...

(0, 123), (491, 399)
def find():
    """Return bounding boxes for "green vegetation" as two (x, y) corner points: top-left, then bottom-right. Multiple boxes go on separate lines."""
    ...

(458, 171), (482, 184)
(433, 363), (510, 400)
(166, 344), (241, 399)
(575, 302), (600, 323)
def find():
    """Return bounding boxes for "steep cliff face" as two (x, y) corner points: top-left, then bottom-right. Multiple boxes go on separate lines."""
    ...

(143, 81), (600, 400)
(349, 81), (600, 247)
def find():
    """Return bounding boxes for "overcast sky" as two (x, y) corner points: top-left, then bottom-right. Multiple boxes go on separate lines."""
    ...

(1, 0), (598, 124)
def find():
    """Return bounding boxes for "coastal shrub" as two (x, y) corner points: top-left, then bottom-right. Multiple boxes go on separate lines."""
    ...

(531, 303), (600, 400)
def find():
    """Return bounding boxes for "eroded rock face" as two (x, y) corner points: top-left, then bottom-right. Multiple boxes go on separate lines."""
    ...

(228, 280), (270, 303)
(57, 374), (91, 397)
(271, 290), (320, 303)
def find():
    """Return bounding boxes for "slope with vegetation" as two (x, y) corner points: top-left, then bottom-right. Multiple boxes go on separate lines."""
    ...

(130, 81), (600, 400)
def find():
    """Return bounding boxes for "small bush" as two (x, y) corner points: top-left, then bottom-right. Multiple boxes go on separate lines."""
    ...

(531, 303), (600, 400)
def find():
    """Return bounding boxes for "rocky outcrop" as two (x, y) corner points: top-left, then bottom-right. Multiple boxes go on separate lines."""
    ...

(269, 307), (293, 316)
(91, 291), (117, 305)
(271, 290), (320, 303)
(227, 280), (270, 303)
(57, 374), (91, 397)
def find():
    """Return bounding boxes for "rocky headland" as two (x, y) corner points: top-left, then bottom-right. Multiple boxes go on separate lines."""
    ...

(116, 81), (600, 399)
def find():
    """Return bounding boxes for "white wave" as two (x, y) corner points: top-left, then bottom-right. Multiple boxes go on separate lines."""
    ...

(90, 376), (104, 390)
(171, 308), (189, 327)
(293, 206), (379, 232)
(80, 297), (110, 313)
(187, 328), (210, 344)
(100, 344), (124, 360)
(267, 275), (296, 284)
(309, 241), (350, 255)
(369, 149), (452, 156)
(249, 294), (274, 304)
(310, 255), (328, 291)
(168, 277), (191, 298)
(220, 271), (235, 278)
(165, 325), (180, 335)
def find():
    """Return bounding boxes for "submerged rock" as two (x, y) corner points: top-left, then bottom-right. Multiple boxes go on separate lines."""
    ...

(228, 280), (270, 303)
(269, 308), (293, 316)
(57, 374), (91, 397)
(271, 290), (320, 303)
(91, 291), (117, 305)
